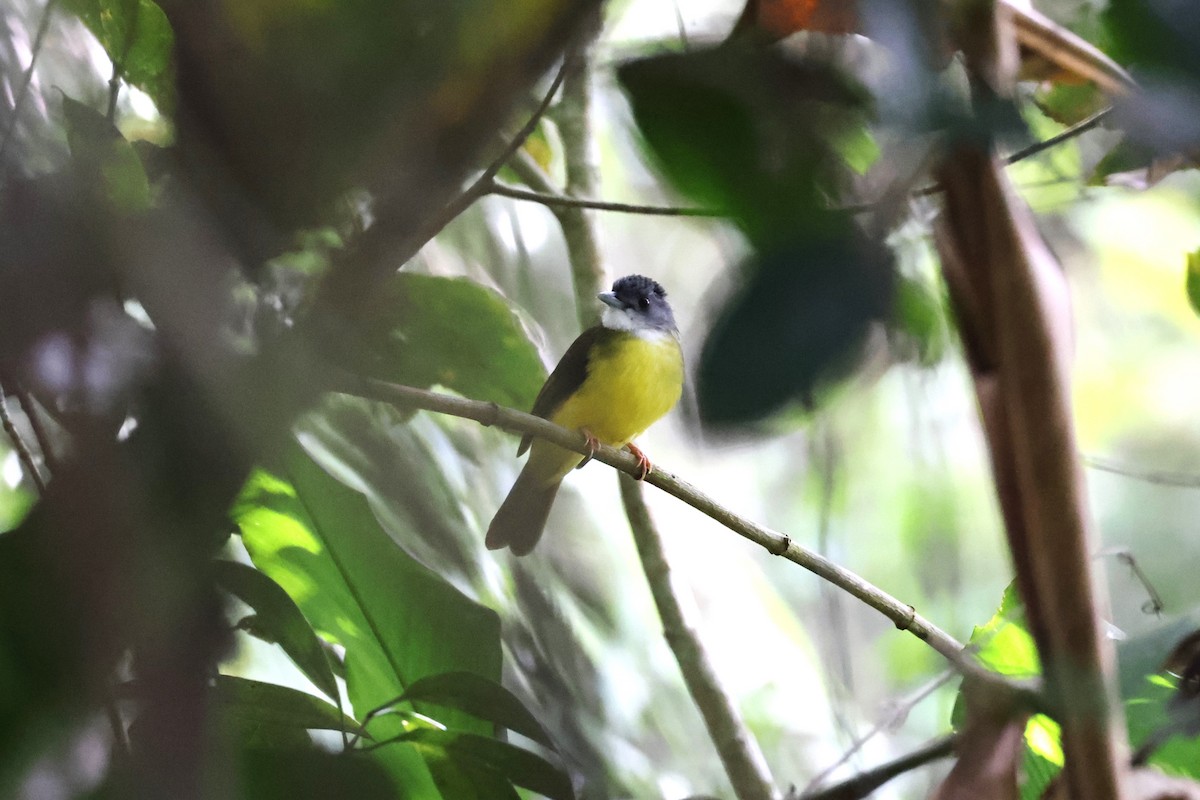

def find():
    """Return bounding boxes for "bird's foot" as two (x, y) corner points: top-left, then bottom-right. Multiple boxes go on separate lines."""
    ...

(575, 429), (601, 469)
(625, 442), (653, 481)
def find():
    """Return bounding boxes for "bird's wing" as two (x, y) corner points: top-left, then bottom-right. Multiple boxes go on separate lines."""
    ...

(518, 325), (608, 456)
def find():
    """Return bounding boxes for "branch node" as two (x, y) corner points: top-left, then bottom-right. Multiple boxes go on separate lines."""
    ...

(894, 605), (917, 632)
(482, 401), (501, 427)
(770, 535), (791, 556)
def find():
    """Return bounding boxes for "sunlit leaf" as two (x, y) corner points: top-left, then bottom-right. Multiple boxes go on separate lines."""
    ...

(214, 560), (339, 703)
(356, 274), (546, 411)
(61, 0), (174, 108)
(232, 444), (502, 798)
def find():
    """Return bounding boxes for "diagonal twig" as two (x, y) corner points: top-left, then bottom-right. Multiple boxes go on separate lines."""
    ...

(333, 374), (1038, 691)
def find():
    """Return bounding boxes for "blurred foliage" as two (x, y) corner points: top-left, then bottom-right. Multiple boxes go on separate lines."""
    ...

(3, 0), (1200, 798)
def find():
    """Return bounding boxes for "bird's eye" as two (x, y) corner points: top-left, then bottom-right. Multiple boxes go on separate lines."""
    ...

(637, 296), (650, 311)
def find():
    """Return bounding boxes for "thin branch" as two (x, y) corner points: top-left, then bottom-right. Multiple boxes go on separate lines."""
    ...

(1095, 547), (1165, 616)
(335, 375), (1015, 683)
(0, 376), (47, 494)
(491, 104), (1105, 221)
(399, 58), (569, 255)
(13, 382), (57, 474)
(799, 734), (958, 800)
(801, 669), (956, 795)
(0, 0), (59, 168)
(551, 12), (606, 327)
(620, 475), (777, 800)
(488, 181), (723, 217)
(1003, 107), (1111, 167)
(1084, 454), (1200, 489)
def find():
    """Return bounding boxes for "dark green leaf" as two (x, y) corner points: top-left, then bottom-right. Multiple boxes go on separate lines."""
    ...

(232, 443), (502, 798)
(397, 671), (556, 751)
(401, 728), (573, 800)
(62, 95), (151, 212)
(356, 274), (546, 411)
(212, 675), (365, 736)
(696, 222), (895, 425)
(238, 748), (396, 800)
(1186, 250), (1200, 319)
(618, 44), (870, 248)
(214, 560), (339, 703)
(61, 0), (174, 108)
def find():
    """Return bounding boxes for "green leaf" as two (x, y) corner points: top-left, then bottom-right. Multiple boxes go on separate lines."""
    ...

(696, 225), (896, 425)
(400, 728), (573, 800)
(237, 749), (396, 800)
(61, 0), (174, 108)
(893, 274), (948, 367)
(966, 583), (1040, 679)
(232, 443), (502, 798)
(212, 675), (365, 736)
(214, 559), (339, 703)
(617, 44), (870, 248)
(1186, 250), (1200, 318)
(395, 671), (556, 751)
(954, 586), (1064, 800)
(62, 95), (151, 212)
(356, 274), (546, 411)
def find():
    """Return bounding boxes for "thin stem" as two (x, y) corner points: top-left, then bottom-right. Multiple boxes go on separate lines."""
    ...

(800, 734), (958, 800)
(1003, 107), (1111, 167)
(489, 181), (722, 217)
(0, 377), (47, 494)
(0, 0), (59, 168)
(620, 475), (777, 800)
(389, 58), (570, 263)
(13, 383), (58, 474)
(335, 375), (1018, 683)
(800, 670), (956, 795)
(549, 12), (606, 328)
(1083, 454), (1200, 489)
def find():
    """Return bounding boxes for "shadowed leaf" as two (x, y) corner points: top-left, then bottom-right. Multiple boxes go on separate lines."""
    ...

(214, 559), (339, 703)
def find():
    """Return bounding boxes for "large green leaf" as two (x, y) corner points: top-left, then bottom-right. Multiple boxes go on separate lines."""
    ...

(355, 274), (546, 411)
(214, 560), (339, 703)
(232, 443), (502, 798)
(61, 0), (174, 108)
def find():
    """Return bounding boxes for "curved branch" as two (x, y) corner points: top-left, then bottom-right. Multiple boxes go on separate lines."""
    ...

(621, 475), (777, 800)
(335, 375), (1004, 679)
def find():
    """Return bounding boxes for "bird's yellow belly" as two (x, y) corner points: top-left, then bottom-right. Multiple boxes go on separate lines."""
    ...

(529, 333), (683, 484)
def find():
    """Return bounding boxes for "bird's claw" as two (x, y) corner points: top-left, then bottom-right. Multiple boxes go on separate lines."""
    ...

(575, 430), (601, 469)
(625, 442), (652, 481)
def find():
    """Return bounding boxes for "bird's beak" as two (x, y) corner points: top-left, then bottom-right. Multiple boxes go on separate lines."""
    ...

(598, 291), (624, 310)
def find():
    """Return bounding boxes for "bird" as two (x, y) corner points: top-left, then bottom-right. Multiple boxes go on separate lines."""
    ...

(486, 275), (685, 556)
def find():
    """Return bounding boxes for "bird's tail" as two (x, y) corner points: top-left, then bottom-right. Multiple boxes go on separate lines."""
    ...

(485, 465), (561, 556)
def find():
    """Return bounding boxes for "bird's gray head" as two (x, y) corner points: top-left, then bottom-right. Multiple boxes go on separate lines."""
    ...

(598, 275), (677, 336)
